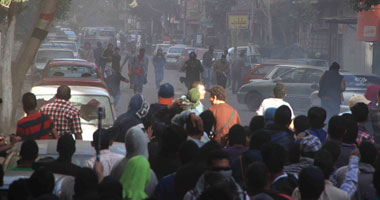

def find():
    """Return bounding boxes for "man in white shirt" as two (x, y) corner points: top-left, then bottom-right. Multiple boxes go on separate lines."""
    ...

(84, 129), (124, 176)
(256, 83), (295, 119)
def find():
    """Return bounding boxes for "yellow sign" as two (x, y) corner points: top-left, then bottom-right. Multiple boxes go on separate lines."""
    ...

(227, 13), (249, 30)
(1, 0), (29, 8)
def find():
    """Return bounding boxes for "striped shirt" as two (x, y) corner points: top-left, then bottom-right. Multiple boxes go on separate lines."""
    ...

(17, 112), (54, 140)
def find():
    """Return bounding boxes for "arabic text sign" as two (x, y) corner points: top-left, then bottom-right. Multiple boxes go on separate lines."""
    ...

(227, 13), (249, 30)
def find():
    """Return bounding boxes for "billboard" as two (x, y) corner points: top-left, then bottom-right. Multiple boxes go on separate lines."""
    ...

(227, 13), (249, 30)
(185, 0), (200, 23)
(356, 5), (380, 42)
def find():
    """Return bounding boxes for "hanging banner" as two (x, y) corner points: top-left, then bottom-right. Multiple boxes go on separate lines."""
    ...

(227, 13), (249, 30)
(356, 5), (380, 42)
(1, 0), (29, 8)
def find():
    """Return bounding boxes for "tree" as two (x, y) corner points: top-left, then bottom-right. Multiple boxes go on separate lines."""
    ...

(350, 0), (380, 11)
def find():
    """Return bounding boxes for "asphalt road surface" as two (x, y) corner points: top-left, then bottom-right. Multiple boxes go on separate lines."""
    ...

(116, 56), (255, 126)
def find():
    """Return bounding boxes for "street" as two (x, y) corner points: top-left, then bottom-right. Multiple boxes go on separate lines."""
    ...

(116, 56), (255, 126)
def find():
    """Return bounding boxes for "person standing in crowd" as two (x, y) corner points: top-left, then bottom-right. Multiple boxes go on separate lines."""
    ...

(297, 107), (327, 143)
(130, 48), (149, 94)
(94, 41), (103, 68)
(182, 52), (203, 90)
(100, 43), (114, 74)
(231, 51), (245, 94)
(202, 46), (214, 89)
(7, 140), (38, 171)
(106, 47), (128, 105)
(213, 55), (230, 88)
(318, 62), (345, 122)
(17, 92), (58, 140)
(40, 85), (82, 140)
(79, 42), (94, 62)
(369, 90), (380, 146)
(124, 46), (137, 89)
(153, 49), (166, 89)
(365, 84), (380, 108)
(351, 102), (375, 144)
(209, 86), (241, 144)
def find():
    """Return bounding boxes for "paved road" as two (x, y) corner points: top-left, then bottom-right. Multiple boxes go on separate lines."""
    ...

(116, 56), (255, 126)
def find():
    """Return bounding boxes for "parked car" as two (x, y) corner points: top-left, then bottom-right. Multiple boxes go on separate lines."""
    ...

(237, 65), (326, 113)
(228, 46), (262, 67)
(242, 61), (298, 84)
(288, 58), (329, 67)
(196, 48), (208, 62)
(30, 85), (116, 141)
(42, 40), (79, 58)
(165, 45), (187, 69)
(154, 43), (172, 55)
(33, 48), (75, 74)
(35, 59), (107, 89)
(0, 140), (125, 199)
(310, 73), (380, 112)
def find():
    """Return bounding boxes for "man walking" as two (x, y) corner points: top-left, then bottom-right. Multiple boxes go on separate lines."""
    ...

(231, 52), (245, 94)
(94, 41), (103, 68)
(213, 55), (230, 88)
(130, 48), (149, 94)
(182, 52), (203, 90)
(40, 85), (82, 140)
(153, 49), (166, 89)
(318, 62), (345, 122)
(202, 46), (214, 89)
(100, 43), (114, 75)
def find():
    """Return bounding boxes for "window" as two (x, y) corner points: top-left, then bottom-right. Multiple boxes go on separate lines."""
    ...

(36, 51), (74, 63)
(304, 69), (323, 83)
(169, 47), (183, 54)
(252, 66), (275, 76)
(271, 67), (293, 79)
(47, 65), (99, 79)
(280, 68), (308, 83)
(344, 75), (380, 88)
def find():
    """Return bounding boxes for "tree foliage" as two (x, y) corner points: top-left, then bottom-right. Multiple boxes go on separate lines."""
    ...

(350, 0), (380, 11)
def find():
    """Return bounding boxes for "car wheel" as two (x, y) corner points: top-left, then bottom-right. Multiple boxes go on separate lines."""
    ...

(246, 91), (263, 111)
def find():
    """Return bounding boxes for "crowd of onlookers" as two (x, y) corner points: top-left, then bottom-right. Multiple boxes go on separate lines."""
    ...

(3, 76), (380, 200)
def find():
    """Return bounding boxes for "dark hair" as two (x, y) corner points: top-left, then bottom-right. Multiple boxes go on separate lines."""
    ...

(22, 92), (37, 111)
(8, 178), (29, 200)
(294, 115), (309, 134)
(249, 130), (271, 150)
(20, 140), (38, 161)
(29, 168), (55, 198)
(199, 181), (238, 200)
(341, 114), (358, 144)
(351, 102), (369, 123)
(249, 116), (265, 132)
(321, 141), (341, 163)
(227, 124), (246, 146)
(314, 149), (334, 179)
(185, 117), (203, 137)
(209, 86), (227, 101)
(57, 134), (76, 158)
(298, 166), (325, 199)
(207, 150), (230, 168)
(274, 105), (292, 127)
(261, 142), (286, 173)
(330, 62), (340, 71)
(327, 115), (345, 141)
(200, 110), (215, 136)
(359, 141), (377, 164)
(99, 176), (123, 200)
(179, 140), (200, 164)
(245, 162), (270, 196)
(160, 124), (187, 154)
(273, 83), (286, 98)
(374, 159), (380, 197)
(307, 107), (326, 129)
(56, 85), (71, 100)
(92, 128), (112, 150)
(74, 168), (99, 198)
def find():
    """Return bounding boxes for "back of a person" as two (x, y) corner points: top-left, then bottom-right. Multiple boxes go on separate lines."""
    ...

(257, 98), (293, 117)
(40, 100), (77, 135)
(321, 181), (350, 200)
(209, 103), (240, 141)
(17, 112), (53, 140)
(335, 144), (355, 169)
(319, 70), (343, 100)
(265, 129), (293, 152)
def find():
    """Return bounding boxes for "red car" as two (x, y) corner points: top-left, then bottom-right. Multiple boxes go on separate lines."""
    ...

(242, 60), (296, 84)
(36, 59), (108, 89)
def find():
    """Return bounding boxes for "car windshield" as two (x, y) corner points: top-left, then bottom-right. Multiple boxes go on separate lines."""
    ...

(35, 95), (114, 126)
(6, 154), (93, 169)
(36, 51), (74, 63)
(42, 43), (77, 52)
(169, 47), (183, 54)
(343, 75), (380, 88)
(158, 45), (170, 52)
(252, 66), (275, 76)
(99, 30), (114, 37)
(46, 65), (99, 79)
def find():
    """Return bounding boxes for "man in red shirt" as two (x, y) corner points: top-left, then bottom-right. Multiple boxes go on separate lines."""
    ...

(17, 92), (58, 140)
(40, 85), (83, 140)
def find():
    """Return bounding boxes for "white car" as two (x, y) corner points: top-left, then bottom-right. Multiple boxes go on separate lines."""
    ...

(34, 48), (75, 72)
(44, 40), (79, 58)
(30, 85), (116, 141)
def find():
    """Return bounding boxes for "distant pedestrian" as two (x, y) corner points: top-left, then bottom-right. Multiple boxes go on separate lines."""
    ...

(182, 52), (203, 90)
(213, 55), (230, 88)
(79, 42), (94, 62)
(153, 49), (166, 89)
(94, 41), (103, 68)
(231, 52), (245, 94)
(123, 46), (137, 89)
(202, 46), (214, 89)
(130, 48), (149, 94)
(100, 43), (114, 75)
(318, 62), (345, 122)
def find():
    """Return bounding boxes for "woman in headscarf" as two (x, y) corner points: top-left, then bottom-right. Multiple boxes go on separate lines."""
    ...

(365, 84), (380, 108)
(120, 156), (151, 200)
(263, 107), (276, 128)
(113, 93), (150, 142)
(181, 88), (201, 114)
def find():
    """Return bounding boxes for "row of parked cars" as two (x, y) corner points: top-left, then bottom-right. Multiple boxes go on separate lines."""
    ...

(237, 62), (380, 114)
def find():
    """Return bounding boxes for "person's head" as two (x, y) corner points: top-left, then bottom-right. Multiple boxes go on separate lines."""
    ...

(321, 141), (341, 163)
(74, 167), (99, 199)
(20, 140), (38, 163)
(99, 176), (123, 200)
(107, 43), (113, 50)
(207, 150), (231, 170)
(249, 116), (265, 132)
(329, 62), (340, 72)
(84, 42), (91, 50)
(139, 48), (145, 58)
(158, 83), (174, 106)
(307, 107), (326, 129)
(273, 83), (286, 99)
(91, 128), (113, 150)
(239, 51), (245, 58)
(29, 167), (55, 198)
(189, 52), (197, 60)
(359, 141), (377, 165)
(227, 124), (246, 147)
(179, 140), (200, 165)
(185, 88), (200, 109)
(209, 46), (214, 53)
(264, 107), (276, 126)
(56, 85), (71, 101)
(185, 117), (203, 138)
(274, 105), (292, 128)
(298, 166), (325, 200)
(160, 124), (187, 154)
(294, 115), (309, 134)
(341, 114), (358, 144)
(351, 102), (369, 123)
(261, 142), (286, 174)
(57, 134), (76, 160)
(245, 162), (270, 195)
(157, 48), (163, 55)
(191, 82), (206, 100)
(125, 126), (149, 159)
(249, 130), (271, 150)
(97, 41), (102, 48)
(22, 92), (37, 112)
(8, 179), (29, 200)
(365, 85), (380, 103)
(200, 110), (215, 135)
(349, 95), (371, 108)
(327, 115), (345, 142)
(209, 86), (227, 105)
(314, 149), (334, 179)
(114, 47), (120, 55)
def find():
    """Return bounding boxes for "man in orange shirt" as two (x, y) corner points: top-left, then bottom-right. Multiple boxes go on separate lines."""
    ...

(209, 86), (241, 143)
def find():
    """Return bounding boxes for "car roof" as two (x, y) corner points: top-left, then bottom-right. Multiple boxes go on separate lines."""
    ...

(31, 85), (110, 96)
(340, 72), (380, 77)
(274, 64), (328, 70)
(51, 58), (88, 62)
(48, 40), (76, 44)
(38, 48), (74, 52)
